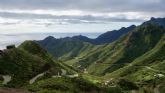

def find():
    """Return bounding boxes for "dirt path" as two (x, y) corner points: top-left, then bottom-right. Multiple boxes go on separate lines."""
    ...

(154, 85), (161, 93)
(29, 72), (45, 84)
(0, 88), (31, 93)
(145, 67), (160, 72)
(61, 69), (67, 75)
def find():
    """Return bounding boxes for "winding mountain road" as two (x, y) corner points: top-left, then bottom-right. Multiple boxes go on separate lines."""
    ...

(2, 75), (11, 85)
(29, 72), (46, 84)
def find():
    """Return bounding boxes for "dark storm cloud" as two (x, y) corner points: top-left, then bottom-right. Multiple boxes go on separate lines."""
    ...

(0, 0), (164, 12)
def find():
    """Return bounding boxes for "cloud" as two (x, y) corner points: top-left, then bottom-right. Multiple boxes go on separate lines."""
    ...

(0, 0), (164, 12)
(0, 0), (164, 25)
(0, 11), (148, 27)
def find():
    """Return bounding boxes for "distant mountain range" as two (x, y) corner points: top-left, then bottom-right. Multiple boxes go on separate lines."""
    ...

(38, 25), (136, 45)
(1, 17), (165, 93)
(38, 17), (165, 46)
(36, 17), (165, 93)
(38, 17), (165, 59)
(92, 25), (136, 44)
(37, 22), (137, 60)
(37, 17), (165, 92)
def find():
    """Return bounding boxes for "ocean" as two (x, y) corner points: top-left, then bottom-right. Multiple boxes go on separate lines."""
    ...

(0, 33), (101, 49)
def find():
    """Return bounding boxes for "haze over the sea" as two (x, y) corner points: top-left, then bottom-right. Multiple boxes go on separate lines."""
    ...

(0, 32), (102, 49)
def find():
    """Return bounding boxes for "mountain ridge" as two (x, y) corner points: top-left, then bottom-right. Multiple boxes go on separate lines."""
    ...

(1, 17), (165, 93)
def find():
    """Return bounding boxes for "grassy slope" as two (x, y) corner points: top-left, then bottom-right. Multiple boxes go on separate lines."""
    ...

(26, 75), (125, 93)
(66, 23), (165, 76)
(104, 34), (165, 78)
(102, 34), (165, 93)
(0, 48), (50, 87)
(63, 35), (128, 74)
(19, 41), (77, 74)
(102, 23), (165, 73)
(0, 41), (76, 87)
(38, 38), (94, 61)
(79, 34), (165, 93)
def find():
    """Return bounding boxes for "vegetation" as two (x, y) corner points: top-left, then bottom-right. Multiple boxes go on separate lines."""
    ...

(27, 76), (112, 93)
(0, 17), (165, 93)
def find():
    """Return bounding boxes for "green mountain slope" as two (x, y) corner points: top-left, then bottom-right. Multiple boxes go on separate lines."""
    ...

(19, 40), (54, 61)
(37, 36), (94, 61)
(66, 23), (165, 76)
(38, 22), (165, 77)
(76, 23), (165, 93)
(105, 33), (165, 78)
(37, 23), (165, 93)
(1, 18), (164, 93)
(26, 76), (112, 93)
(0, 41), (76, 87)
(0, 41), (113, 93)
(102, 33), (165, 93)
(0, 48), (51, 87)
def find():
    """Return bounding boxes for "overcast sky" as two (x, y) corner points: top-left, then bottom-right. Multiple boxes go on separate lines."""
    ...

(0, 0), (165, 33)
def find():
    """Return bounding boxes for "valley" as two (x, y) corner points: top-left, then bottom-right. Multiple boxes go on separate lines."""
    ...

(0, 17), (165, 93)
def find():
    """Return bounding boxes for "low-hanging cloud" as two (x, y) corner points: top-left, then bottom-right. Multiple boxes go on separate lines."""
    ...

(0, 0), (164, 25)
(0, 11), (146, 26)
(0, 0), (164, 12)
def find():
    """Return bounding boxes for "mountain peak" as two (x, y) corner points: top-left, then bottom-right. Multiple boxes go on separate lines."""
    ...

(44, 36), (55, 40)
(72, 35), (89, 39)
(94, 25), (136, 44)
(19, 40), (48, 58)
(150, 17), (156, 20)
(130, 25), (136, 28)
(144, 17), (165, 28)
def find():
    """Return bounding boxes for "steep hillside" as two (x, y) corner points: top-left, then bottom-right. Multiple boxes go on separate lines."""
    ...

(68, 23), (165, 75)
(0, 18), (165, 93)
(0, 41), (112, 93)
(0, 48), (51, 87)
(93, 25), (136, 44)
(28, 17), (165, 93)
(37, 36), (94, 61)
(71, 25), (136, 44)
(102, 33), (165, 93)
(26, 76), (112, 93)
(37, 25), (136, 64)
(144, 17), (165, 27)
(0, 41), (75, 87)
(38, 22), (165, 76)
(107, 33), (165, 78)
(19, 40), (58, 66)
